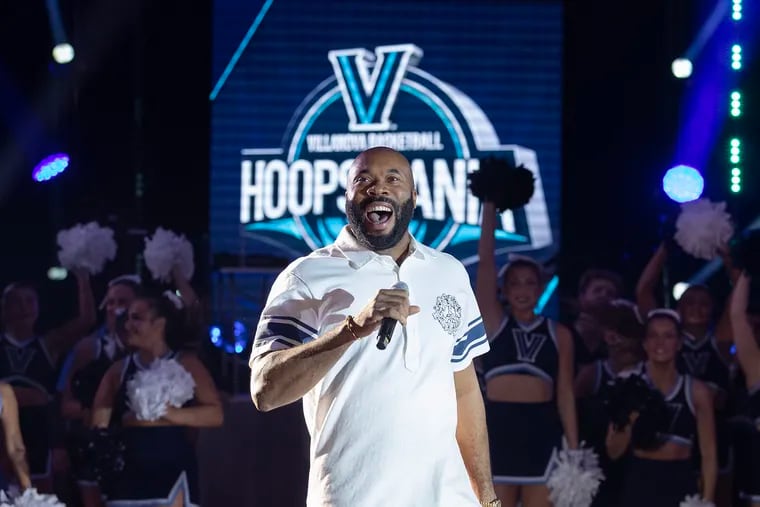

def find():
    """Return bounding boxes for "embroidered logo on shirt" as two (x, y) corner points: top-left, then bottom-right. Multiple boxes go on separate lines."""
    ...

(433, 294), (462, 336)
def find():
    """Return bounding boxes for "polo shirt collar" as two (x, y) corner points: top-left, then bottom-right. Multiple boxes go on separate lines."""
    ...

(333, 225), (431, 268)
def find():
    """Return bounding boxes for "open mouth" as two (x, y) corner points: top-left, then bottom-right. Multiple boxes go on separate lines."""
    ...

(363, 202), (394, 231)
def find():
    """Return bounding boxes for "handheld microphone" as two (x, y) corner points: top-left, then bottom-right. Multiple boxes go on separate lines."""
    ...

(376, 281), (409, 350)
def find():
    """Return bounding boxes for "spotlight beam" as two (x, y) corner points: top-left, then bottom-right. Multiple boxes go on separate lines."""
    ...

(682, 0), (729, 61)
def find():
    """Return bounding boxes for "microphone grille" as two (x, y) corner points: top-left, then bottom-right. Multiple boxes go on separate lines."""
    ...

(392, 281), (409, 291)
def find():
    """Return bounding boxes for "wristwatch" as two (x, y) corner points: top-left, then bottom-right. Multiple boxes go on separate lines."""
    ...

(480, 500), (502, 507)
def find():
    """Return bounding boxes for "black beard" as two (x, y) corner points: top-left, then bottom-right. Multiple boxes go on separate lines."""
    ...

(346, 196), (415, 251)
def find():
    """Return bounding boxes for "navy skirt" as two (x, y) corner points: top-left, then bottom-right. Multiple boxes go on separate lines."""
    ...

(619, 456), (697, 507)
(486, 400), (563, 484)
(105, 426), (199, 506)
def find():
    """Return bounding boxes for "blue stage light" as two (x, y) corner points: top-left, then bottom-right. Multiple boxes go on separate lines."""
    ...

(662, 165), (704, 203)
(209, 326), (223, 347)
(32, 153), (69, 182)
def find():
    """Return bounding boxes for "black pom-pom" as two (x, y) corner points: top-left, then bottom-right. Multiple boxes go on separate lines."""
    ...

(469, 156), (536, 212)
(631, 389), (671, 451)
(730, 228), (760, 278)
(604, 374), (652, 430)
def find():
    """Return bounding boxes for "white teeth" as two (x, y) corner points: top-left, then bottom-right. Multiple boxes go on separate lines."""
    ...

(367, 204), (392, 213)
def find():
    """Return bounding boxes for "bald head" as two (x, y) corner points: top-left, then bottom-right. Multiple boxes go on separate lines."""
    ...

(348, 147), (414, 185)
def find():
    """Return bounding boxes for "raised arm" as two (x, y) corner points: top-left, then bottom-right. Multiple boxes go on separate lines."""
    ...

(730, 272), (760, 386)
(692, 379), (717, 502)
(476, 201), (505, 336)
(635, 243), (667, 317)
(44, 270), (96, 362)
(172, 266), (199, 308)
(59, 338), (98, 422)
(0, 383), (31, 489)
(714, 245), (741, 345)
(163, 354), (223, 427)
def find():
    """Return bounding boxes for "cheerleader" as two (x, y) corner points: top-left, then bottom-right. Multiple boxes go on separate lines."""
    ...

(92, 290), (222, 507)
(729, 272), (760, 506)
(0, 271), (96, 491)
(574, 300), (644, 507)
(56, 274), (140, 507)
(61, 275), (142, 425)
(477, 201), (577, 507)
(637, 243), (734, 498)
(636, 243), (732, 395)
(616, 309), (717, 507)
(0, 382), (32, 492)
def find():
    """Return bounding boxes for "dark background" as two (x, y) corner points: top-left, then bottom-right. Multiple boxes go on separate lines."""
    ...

(0, 0), (757, 330)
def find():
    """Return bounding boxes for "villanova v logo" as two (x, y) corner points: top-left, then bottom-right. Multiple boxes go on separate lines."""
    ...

(512, 330), (547, 363)
(682, 352), (709, 376)
(666, 402), (683, 433)
(328, 44), (423, 132)
(4, 346), (36, 374)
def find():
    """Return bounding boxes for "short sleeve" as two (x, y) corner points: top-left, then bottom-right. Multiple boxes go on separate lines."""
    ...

(450, 268), (489, 372)
(249, 270), (320, 365)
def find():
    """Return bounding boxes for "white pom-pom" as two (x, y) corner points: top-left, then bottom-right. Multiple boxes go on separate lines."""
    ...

(680, 495), (715, 507)
(143, 227), (195, 282)
(0, 488), (65, 507)
(127, 358), (196, 421)
(547, 446), (605, 507)
(56, 222), (117, 275)
(674, 199), (734, 260)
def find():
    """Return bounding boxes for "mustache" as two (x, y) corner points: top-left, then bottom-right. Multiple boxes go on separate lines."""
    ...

(360, 196), (398, 210)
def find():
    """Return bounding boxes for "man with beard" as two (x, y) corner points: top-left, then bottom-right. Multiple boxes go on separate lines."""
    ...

(249, 147), (499, 507)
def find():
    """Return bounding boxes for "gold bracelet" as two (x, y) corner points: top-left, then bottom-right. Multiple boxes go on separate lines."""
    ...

(345, 315), (360, 340)
(480, 500), (501, 507)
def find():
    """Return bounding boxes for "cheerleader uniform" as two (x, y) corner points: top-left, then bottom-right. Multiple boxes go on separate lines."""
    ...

(0, 335), (57, 480)
(620, 374), (699, 507)
(71, 328), (127, 409)
(68, 328), (128, 485)
(105, 352), (199, 507)
(481, 316), (563, 484)
(585, 361), (643, 507)
(677, 333), (732, 472)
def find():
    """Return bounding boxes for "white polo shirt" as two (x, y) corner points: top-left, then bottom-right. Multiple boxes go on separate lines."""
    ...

(251, 226), (489, 507)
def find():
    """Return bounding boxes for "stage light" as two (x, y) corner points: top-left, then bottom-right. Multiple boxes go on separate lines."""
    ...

(729, 138), (741, 165)
(732, 45), (742, 70)
(233, 320), (247, 354)
(730, 91), (742, 117)
(662, 165), (704, 203)
(52, 42), (74, 64)
(209, 326), (222, 346)
(672, 58), (693, 79)
(32, 153), (69, 182)
(729, 139), (742, 192)
(732, 0), (742, 21)
(673, 282), (690, 301)
(47, 267), (68, 281)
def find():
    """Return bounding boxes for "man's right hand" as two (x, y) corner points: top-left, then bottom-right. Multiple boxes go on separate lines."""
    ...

(351, 288), (421, 339)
